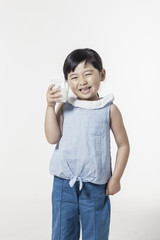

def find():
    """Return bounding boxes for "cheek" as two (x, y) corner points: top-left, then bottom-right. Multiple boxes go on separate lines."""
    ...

(69, 82), (77, 91)
(68, 80), (73, 87)
(92, 79), (100, 88)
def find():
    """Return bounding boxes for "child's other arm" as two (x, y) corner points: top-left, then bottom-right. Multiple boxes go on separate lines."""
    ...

(44, 84), (64, 144)
(106, 103), (130, 196)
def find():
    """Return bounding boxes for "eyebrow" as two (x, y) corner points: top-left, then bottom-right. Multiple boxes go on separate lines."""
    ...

(69, 70), (93, 77)
(69, 73), (77, 77)
(84, 70), (93, 73)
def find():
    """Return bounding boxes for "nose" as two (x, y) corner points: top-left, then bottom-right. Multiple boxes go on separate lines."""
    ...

(79, 76), (87, 86)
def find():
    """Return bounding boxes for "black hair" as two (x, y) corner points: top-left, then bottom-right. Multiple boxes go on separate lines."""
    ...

(63, 48), (103, 81)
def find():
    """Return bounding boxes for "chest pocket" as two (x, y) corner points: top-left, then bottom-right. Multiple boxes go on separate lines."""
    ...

(88, 109), (107, 136)
(89, 120), (106, 135)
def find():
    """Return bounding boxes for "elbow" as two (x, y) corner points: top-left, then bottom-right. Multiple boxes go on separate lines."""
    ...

(123, 137), (130, 154)
(47, 138), (59, 145)
(125, 142), (130, 159)
(46, 135), (62, 145)
(47, 139), (56, 145)
(118, 142), (130, 155)
(44, 128), (62, 145)
(128, 142), (130, 154)
(126, 138), (130, 155)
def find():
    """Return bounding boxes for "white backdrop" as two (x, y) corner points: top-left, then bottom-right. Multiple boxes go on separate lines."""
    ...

(1, 0), (160, 239)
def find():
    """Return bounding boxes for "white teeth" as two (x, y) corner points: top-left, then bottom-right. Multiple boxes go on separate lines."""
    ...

(80, 87), (90, 91)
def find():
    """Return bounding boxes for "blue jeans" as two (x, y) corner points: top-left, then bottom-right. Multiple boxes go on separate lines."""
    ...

(51, 175), (111, 240)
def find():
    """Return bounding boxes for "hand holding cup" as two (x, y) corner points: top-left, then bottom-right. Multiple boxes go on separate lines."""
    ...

(46, 84), (62, 108)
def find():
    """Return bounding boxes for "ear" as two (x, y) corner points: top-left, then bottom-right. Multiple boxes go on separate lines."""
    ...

(100, 69), (106, 82)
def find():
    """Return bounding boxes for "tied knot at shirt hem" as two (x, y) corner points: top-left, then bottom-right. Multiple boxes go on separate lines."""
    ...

(69, 175), (83, 191)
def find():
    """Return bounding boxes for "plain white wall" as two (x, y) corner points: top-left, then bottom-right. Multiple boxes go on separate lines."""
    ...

(1, 0), (160, 239)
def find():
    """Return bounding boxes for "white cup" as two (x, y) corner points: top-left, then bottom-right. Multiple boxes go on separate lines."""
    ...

(50, 79), (69, 103)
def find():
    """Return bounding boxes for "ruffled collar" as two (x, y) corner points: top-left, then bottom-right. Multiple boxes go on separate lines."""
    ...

(67, 93), (114, 109)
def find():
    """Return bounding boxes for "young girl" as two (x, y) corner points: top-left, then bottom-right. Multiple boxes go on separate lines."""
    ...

(44, 48), (130, 240)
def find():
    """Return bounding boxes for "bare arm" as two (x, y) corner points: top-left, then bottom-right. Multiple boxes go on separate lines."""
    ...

(44, 84), (64, 144)
(106, 103), (130, 196)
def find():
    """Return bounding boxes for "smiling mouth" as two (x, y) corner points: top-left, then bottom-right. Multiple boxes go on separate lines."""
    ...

(79, 86), (91, 94)
(79, 86), (91, 91)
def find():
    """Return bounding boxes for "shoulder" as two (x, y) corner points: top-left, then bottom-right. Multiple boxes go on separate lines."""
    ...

(110, 103), (123, 124)
(110, 103), (121, 115)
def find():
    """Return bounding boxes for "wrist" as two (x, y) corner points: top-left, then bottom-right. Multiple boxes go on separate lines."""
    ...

(112, 174), (121, 182)
(47, 104), (55, 110)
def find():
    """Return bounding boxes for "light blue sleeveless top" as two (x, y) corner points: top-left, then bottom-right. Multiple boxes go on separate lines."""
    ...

(49, 94), (114, 191)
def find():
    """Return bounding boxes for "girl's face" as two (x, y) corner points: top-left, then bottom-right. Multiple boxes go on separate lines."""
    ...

(67, 61), (106, 101)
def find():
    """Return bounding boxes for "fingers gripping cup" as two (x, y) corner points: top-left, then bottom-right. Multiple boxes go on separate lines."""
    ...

(51, 79), (69, 103)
